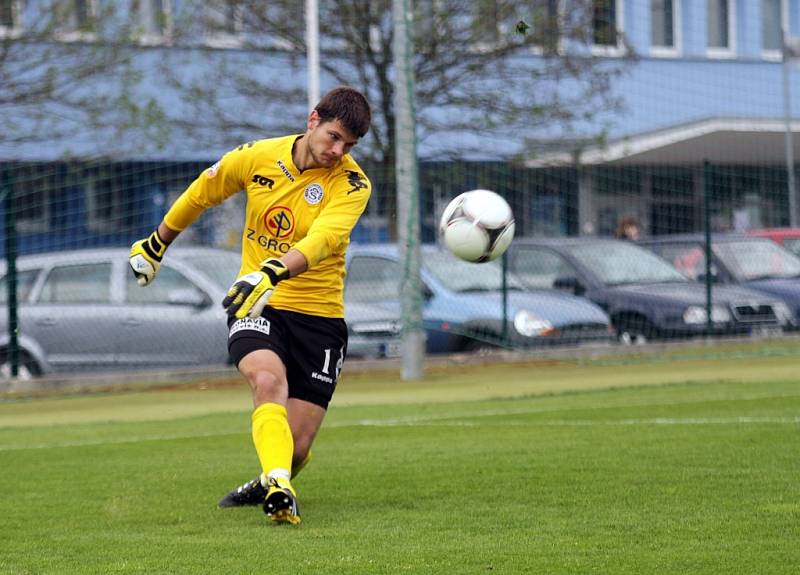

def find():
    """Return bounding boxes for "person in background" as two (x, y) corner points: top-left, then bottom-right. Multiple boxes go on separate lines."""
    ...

(615, 216), (642, 241)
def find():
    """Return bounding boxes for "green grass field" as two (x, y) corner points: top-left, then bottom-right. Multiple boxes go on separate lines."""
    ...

(1, 346), (799, 574)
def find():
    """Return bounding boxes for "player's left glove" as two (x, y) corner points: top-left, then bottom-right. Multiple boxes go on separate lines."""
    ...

(222, 258), (290, 319)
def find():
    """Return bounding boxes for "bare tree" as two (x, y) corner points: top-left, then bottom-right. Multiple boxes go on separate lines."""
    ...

(0, 1), (165, 156)
(163, 0), (634, 166)
(0, 1), (633, 161)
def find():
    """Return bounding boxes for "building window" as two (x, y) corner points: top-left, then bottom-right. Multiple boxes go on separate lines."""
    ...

(85, 173), (129, 232)
(761, 0), (782, 56)
(132, 0), (171, 42)
(593, 0), (618, 47)
(532, 0), (561, 51)
(471, 0), (516, 48)
(707, 0), (734, 56)
(15, 188), (49, 232)
(0, 0), (21, 34)
(13, 168), (53, 233)
(55, 0), (97, 40)
(71, 0), (95, 32)
(205, 0), (243, 48)
(651, 0), (678, 51)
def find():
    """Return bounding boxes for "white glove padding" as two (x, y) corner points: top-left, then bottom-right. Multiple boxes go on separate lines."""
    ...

(222, 258), (290, 319)
(129, 229), (169, 286)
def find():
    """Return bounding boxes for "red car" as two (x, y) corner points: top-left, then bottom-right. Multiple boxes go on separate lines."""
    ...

(747, 228), (800, 257)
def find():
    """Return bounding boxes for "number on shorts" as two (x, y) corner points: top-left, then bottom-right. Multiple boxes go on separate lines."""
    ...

(321, 347), (345, 379)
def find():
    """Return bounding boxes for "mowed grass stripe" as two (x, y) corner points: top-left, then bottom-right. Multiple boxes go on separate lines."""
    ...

(2, 345), (800, 428)
(1, 371), (798, 574)
(2, 414), (799, 452)
(1, 377), (799, 451)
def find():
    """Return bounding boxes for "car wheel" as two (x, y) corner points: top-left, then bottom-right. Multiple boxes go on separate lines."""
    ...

(461, 329), (501, 353)
(0, 349), (40, 380)
(615, 317), (658, 346)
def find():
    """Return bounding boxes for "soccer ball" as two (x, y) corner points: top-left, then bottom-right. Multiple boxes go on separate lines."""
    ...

(438, 189), (515, 263)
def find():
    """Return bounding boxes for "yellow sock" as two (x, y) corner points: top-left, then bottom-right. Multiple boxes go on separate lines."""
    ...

(251, 403), (293, 481)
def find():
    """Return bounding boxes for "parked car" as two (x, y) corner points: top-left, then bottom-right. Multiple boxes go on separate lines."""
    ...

(505, 237), (792, 344)
(747, 228), (800, 257)
(345, 301), (402, 359)
(0, 247), (236, 378)
(344, 244), (613, 353)
(639, 233), (800, 329)
(0, 247), (400, 378)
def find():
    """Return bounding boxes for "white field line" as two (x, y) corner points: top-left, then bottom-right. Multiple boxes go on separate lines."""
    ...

(357, 416), (800, 427)
(1, 412), (798, 452)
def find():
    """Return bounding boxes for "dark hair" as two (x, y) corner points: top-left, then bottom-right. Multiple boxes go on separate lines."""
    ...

(314, 86), (372, 139)
(615, 216), (641, 240)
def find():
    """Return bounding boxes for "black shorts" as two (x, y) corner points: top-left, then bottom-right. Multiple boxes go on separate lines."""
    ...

(227, 307), (348, 409)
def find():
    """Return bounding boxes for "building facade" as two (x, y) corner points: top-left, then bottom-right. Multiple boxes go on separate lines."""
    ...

(1, 0), (799, 255)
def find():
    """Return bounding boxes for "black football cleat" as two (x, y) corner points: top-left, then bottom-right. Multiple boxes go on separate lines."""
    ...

(263, 477), (301, 524)
(218, 477), (266, 508)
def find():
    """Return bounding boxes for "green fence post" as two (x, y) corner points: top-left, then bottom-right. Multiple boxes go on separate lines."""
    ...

(501, 250), (509, 343)
(703, 160), (713, 336)
(2, 170), (19, 378)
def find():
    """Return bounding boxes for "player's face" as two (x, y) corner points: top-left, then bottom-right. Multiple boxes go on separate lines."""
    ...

(306, 112), (359, 168)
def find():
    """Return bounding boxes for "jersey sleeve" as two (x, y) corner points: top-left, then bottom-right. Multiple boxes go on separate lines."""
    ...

(163, 145), (251, 231)
(292, 169), (372, 267)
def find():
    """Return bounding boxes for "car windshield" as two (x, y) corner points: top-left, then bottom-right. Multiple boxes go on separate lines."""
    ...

(183, 252), (242, 289)
(424, 251), (525, 292)
(713, 240), (800, 280)
(566, 242), (688, 286)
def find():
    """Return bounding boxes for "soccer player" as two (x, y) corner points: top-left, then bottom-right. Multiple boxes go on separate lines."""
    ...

(128, 86), (372, 525)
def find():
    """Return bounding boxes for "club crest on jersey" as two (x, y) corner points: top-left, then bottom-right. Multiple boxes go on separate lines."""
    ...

(304, 183), (324, 205)
(205, 161), (221, 178)
(264, 206), (295, 239)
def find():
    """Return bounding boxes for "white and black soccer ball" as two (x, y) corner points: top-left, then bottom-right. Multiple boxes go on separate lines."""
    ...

(438, 189), (515, 263)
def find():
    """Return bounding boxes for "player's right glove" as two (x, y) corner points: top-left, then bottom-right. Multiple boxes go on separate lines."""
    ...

(129, 229), (170, 286)
(222, 258), (290, 319)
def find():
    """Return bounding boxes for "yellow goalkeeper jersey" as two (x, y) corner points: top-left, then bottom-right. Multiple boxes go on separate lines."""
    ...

(163, 135), (371, 318)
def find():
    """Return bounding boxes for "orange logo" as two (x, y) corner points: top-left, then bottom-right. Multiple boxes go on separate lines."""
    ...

(264, 206), (295, 239)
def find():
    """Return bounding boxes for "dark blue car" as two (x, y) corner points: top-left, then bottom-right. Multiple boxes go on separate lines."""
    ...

(344, 244), (613, 353)
(506, 237), (792, 344)
(639, 233), (800, 329)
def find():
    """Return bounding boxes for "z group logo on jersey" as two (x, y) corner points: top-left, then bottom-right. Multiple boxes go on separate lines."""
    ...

(304, 183), (324, 205)
(247, 206), (295, 253)
(264, 206), (295, 239)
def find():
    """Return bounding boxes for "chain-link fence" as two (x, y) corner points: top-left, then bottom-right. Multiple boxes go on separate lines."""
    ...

(3, 157), (800, 379)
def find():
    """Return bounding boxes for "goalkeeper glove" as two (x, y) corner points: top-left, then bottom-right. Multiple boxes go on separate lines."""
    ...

(129, 229), (170, 286)
(222, 258), (290, 319)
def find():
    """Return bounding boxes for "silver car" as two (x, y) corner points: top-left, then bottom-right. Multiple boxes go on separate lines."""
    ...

(0, 247), (239, 378)
(0, 247), (399, 378)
